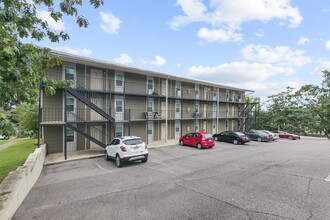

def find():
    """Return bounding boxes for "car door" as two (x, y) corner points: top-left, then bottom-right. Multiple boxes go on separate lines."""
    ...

(108, 138), (119, 158)
(185, 133), (194, 146)
(228, 132), (236, 143)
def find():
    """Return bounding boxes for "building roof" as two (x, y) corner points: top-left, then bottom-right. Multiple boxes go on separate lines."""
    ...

(52, 50), (254, 93)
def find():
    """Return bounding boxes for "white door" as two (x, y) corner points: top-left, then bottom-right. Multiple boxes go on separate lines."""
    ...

(90, 126), (102, 149)
(161, 102), (166, 119)
(115, 96), (124, 121)
(147, 122), (153, 142)
(195, 85), (200, 99)
(66, 96), (76, 122)
(175, 100), (181, 119)
(175, 120), (181, 138)
(212, 119), (216, 135)
(175, 81), (181, 98)
(161, 80), (166, 96)
(212, 103), (217, 118)
(203, 104), (207, 118)
(161, 123), (166, 140)
(195, 120), (199, 132)
(91, 69), (103, 90)
(115, 72), (124, 92)
(66, 127), (76, 152)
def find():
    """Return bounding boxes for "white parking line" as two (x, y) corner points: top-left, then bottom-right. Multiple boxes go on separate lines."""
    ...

(95, 162), (113, 173)
(325, 175), (330, 182)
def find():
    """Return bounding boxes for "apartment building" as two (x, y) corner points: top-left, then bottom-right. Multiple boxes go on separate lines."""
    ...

(40, 51), (256, 154)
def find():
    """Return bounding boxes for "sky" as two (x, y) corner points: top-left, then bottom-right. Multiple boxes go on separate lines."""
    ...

(30, 0), (330, 101)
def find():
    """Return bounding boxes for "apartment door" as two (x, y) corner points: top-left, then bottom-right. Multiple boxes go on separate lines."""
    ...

(90, 96), (103, 120)
(175, 100), (181, 119)
(161, 80), (166, 96)
(212, 103), (217, 118)
(66, 127), (76, 152)
(90, 126), (102, 149)
(195, 85), (200, 99)
(161, 102), (166, 119)
(202, 121), (207, 132)
(175, 120), (181, 138)
(161, 123), (166, 140)
(147, 122), (153, 142)
(175, 81), (181, 97)
(203, 104), (207, 118)
(115, 96), (124, 121)
(91, 69), (103, 90)
(66, 96), (76, 122)
(212, 119), (216, 135)
(195, 120), (200, 132)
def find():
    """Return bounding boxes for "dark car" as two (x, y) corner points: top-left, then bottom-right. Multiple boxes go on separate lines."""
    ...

(213, 131), (250, 145)
(244, 130), (270, 142)
(179, 132), (214, 149)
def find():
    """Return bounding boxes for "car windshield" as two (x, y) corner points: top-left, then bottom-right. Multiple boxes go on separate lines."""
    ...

(123, 138), (143, 145)
(204, 134), (212, 139)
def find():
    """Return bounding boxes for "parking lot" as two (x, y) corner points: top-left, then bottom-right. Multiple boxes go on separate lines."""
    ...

(13, 137), (330, 220)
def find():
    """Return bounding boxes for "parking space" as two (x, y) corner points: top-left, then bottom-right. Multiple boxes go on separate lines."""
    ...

(13, 137), (330, 220)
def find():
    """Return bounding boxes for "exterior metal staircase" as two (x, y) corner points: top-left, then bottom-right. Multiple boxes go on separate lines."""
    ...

(239, 103), (258, 131)
(66, 112), (109, 148)
(66, 87), (114, 122)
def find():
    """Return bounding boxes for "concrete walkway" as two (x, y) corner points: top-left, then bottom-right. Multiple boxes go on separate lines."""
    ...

(44, 139), (178, 165)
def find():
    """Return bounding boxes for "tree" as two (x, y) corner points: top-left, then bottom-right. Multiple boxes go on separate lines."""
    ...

(295, 71), (330, 139)
(16, 102), (39, 137)
(0, 0), (104, 109)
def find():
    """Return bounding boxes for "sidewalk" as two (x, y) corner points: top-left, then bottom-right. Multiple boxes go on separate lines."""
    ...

(0, 138), (29, 151)
(44, 139), (178, 165)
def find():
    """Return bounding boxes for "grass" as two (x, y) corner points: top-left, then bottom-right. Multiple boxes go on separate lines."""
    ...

(0, 139), (37, 183)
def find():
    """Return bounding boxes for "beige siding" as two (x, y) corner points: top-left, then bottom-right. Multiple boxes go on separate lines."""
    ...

(125, 72), (146, 94)
(44, 126), (63, 153)
(182, 82), (195, 99)
(129, 122), (146, 142)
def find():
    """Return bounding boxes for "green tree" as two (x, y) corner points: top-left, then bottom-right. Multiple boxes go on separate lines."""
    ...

(295, 71), (330, 139)
(0, 108), (16, 138)
(0, 0), (103, 109)
(16, 102), (39, 137)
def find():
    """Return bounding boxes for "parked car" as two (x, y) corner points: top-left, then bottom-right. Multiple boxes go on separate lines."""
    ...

(179, 132), (214, 149)
(0, 135), (9, 140)
(105, 136), (148, 168)
(273, 131), (300, 140)
(260, 130), (279, 141)
(244, 130), (270, 142)
(213, 131), (250, 145)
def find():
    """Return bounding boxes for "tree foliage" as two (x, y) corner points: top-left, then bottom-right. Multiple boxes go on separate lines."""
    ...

(257, 71), (330, 139)
(0, 0), (104, 109)
(16, 102), (39, 137)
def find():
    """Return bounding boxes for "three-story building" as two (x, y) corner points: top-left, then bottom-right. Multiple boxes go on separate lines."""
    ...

(40, 51), (256, 154)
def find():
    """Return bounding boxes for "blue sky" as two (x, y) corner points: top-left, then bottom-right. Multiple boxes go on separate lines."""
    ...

(31, 0), (330, 101)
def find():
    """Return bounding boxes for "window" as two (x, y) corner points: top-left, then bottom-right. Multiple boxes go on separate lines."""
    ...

(65, 66), (75, 80)
(66, 97), (74, 112)
(147, 101), (153, 112)
(115, 125), (123, 137)
(147, 79), (153, 90)
(66, 128), (74, 142)
(195, 104), (199, 112)
(115, 74), (123, 87)
(175, 103), (180, 113)
(116, 100), (123, 112)
(175, 125), (180, 132)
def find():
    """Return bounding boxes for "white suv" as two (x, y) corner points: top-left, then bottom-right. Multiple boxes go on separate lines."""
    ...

(105, 136), (148, 167)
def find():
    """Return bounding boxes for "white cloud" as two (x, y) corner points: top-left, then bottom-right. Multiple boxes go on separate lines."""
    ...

(100, 12), (121, 34)
(53, 46), (92, 56)
(114, 54), (133, 64)
(170, 0), (303, 42)
(197, 27), (242, 43)
(37, 10), (65, 31)
(241, 44), (311, 66)
(311, 59), (330, 76)
(325, 40), (330, 50)
(144, 56), (167, 66)
(188, 61), (295, 84)
(255, 29), (265, 37)
(297, 37), (310, 46)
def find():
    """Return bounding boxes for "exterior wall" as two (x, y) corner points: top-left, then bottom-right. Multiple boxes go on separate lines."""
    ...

(182, 120), (195, 134)
(42, 91), (63, 122)
(129, 121), (147, 142)
(44, 126), (63, 153)
(125, 72), (146, 94)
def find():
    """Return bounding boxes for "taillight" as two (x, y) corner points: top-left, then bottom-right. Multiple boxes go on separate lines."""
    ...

(120, 146), (127, 152)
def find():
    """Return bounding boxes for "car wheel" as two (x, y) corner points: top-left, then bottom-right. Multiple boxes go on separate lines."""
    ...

(115, 154), (122, 168)
(180, 140), (184, 146)
(197, 143), (202, 149)
(105, 150), (110, 161)
(288, 136), (293, 140)
(214, 136), (218, 141)
(233, 140), (238, 145)
(257, 137), (262, 142)
(141, 156), (148, 163)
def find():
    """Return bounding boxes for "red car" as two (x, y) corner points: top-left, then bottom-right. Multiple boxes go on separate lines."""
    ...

(179, 132), (214, 149)
(274, 131), (300, 140)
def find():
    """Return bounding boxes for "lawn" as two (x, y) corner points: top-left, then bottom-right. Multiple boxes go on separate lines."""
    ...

(0, 139), (37, 183)
(0, 140), (10, 145)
